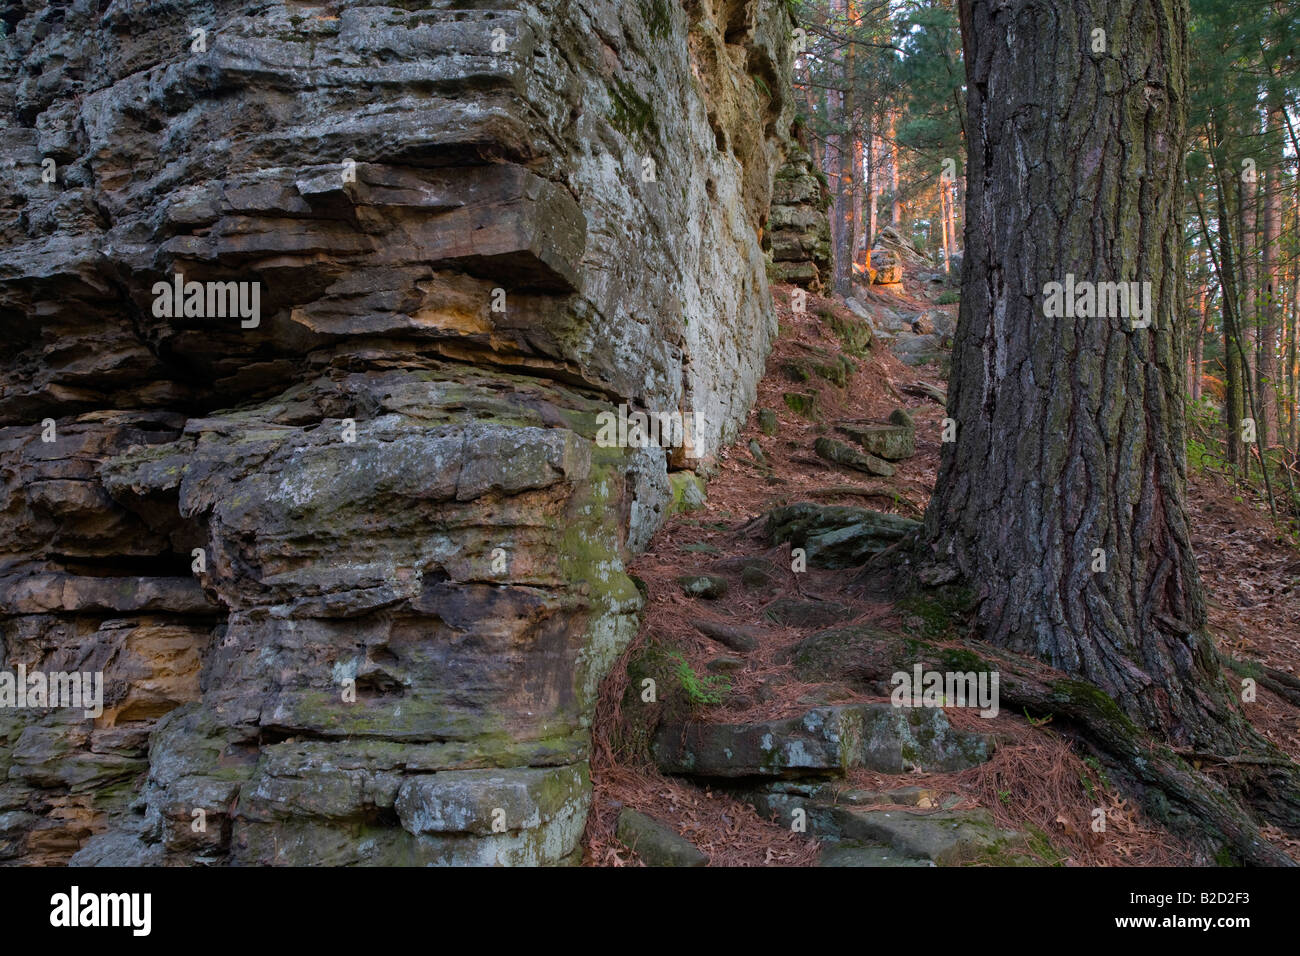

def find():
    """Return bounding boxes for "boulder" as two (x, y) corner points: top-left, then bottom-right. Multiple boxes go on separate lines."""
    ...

(832, 807), (1034, 866)
(764, 596), (856, 629)
(814, 437), (896, 477)
(678, 575), (728, 600)
(767, 503), (920, 569)
(835, 423), (915, 461)
(652, 703), (992, 778)
(668, 472), (708, 515)
(868, 248), (904, 285)
(616, 809), (709, 867)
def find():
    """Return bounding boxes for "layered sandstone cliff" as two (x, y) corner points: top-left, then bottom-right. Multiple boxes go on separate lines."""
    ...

(0, 0), (806, 864)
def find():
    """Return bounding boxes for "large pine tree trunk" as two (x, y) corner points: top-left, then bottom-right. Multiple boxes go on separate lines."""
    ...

(926, 0), (1236, 748)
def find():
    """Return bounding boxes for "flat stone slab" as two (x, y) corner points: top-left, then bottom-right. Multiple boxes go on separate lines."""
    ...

(831, 807), (1033, 866)
(835, 786), (959, 809)
(616, 809), (708, 867)
(652, 703), (992, 779)
(817, 841), (936, 867)
(764, 596), (856, 629)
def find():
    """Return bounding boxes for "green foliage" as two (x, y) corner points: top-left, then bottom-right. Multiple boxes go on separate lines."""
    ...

(935, 290), (960, 305)
(608, 79), (658, 140)
(641, 0), (672, 39)
(894, 3), (966, 157)
(1080, 756), (1112, 801)
(896, 587), (975, 640)
(668, 652), (730, 706)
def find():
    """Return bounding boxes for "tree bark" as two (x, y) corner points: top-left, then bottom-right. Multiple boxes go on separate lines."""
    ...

(889, 111), (903, 225)
(853, 130), (866, 269)
(1258, 103), (1282, 448)
(1190, 248), (1206, 403)
(928, 0), (1234, 748)
(918, 3), (1300, 857)
(1291, 238), (1299, 451)
(830, 1), (857, 295)
(858, 132), (870, 262)
(939, 181), (951, 275)
(1239, 163), (1257, 392)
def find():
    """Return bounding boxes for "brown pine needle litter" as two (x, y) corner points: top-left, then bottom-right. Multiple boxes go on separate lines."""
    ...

(582, 283), (1299, 867)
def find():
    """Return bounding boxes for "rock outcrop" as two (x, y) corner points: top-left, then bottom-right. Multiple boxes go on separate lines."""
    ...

(765, 142), (832, 290)
(864, 225), (930, 286)
(0, 0), (801, 865)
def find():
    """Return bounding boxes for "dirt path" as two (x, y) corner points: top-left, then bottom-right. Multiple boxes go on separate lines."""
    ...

(584, 282), (1300, 867)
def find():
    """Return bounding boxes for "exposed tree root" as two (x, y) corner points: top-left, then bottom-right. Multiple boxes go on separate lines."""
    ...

(1220, 653), (1300, 708)
(962, 643), (1299, 866)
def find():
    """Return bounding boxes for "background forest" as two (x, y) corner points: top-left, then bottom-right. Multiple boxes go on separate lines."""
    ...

(796, 0), (1300, 520)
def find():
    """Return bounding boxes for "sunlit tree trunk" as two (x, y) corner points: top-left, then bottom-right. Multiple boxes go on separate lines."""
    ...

(889, 111), (903, 225)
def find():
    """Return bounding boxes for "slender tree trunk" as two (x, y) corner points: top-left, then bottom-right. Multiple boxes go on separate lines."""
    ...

(1191, 252), (1206, 402)
(1211, 177), (1247, 471)
(1259, 107), (1282, 448)
(1239, 167), (1257, 392)
(830, 2), (856, 295)
(889, 112), (902, 225)
(853, 131), (866, 270)
(800, 59), (824, 173)
(861, 133), (872, 259)
(939, 183), (951, 275)
(944, 181), (957, 270)
(1291, 246), (1299, 451)
(927, 0), (1236, 747)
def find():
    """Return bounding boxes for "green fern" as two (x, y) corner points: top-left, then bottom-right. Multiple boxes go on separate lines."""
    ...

(668, 652), (730, 706)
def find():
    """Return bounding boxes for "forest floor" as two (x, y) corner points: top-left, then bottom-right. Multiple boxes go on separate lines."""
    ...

(583, 279), (1300, 867)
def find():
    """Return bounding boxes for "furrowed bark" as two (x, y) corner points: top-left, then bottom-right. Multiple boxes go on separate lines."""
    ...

(919, 2), (1300, 859)
(930, 0), (1218, 744)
